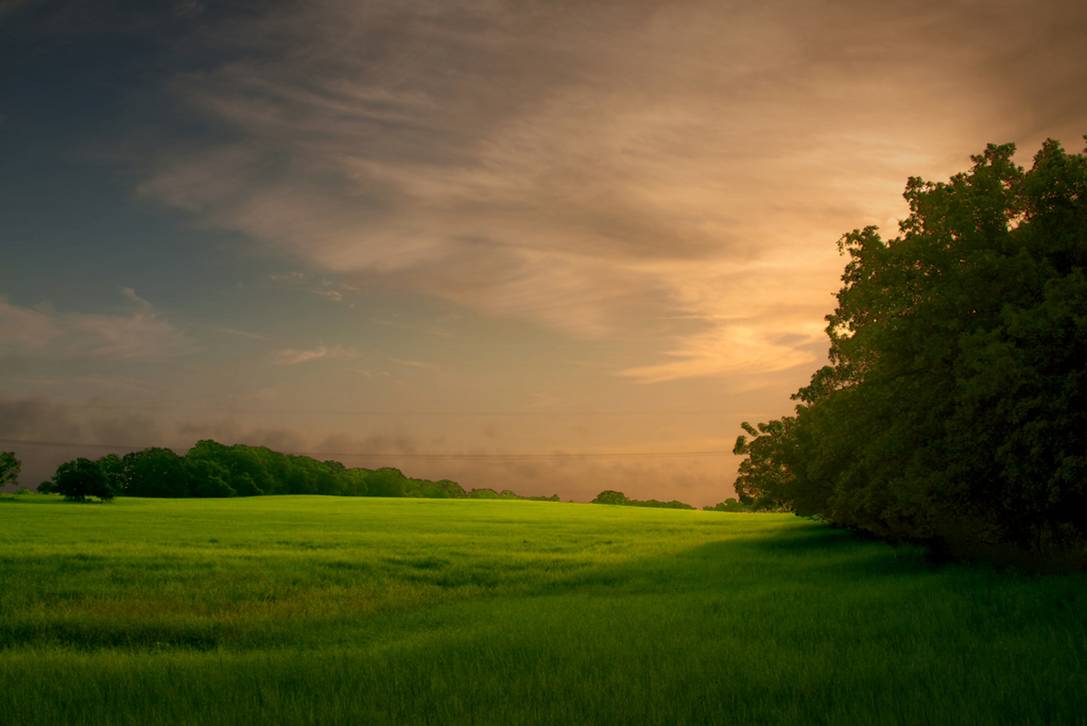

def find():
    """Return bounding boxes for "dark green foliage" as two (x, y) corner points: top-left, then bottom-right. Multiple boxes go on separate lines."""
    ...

(52, 458), (116, 501)
(591, 490), (695, 509)
(592, 490), (628, 505)
(704, 498), (752, 512)
(122, 448), (191, 497)
(0, 451), (20, 489)
(46, 439), (556, 502)
(734, 139), (1087, 563)
(186, 459), (236, 498)
(95, 454), (125, 495)
(406, 478), (466, 498)
(468, 488), (499, 499)
(732, 421), (796, 511)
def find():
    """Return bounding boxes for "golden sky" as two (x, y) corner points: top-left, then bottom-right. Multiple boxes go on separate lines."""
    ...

(2, 0), (1086, 502)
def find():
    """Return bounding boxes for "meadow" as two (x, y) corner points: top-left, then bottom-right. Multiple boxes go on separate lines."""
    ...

(0, 495), (1084, 725)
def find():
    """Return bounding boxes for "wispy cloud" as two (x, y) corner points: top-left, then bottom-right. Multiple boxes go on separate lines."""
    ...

(0, 290), (195, 361)
(274, 345), (358, 366)
(389, 357), (437, 371)
(137, 0), (1087, 381)
(120, 286), (153, 312)
(211, 326), (270, 341)
(312, 289), (343, 302)
(268, 270), (351, 304)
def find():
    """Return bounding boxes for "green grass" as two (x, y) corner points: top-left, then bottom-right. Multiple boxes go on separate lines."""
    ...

(0, 495), (1084, 725)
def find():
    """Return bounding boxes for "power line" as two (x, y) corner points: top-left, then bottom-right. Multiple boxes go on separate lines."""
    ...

(0, 437), (730, 460)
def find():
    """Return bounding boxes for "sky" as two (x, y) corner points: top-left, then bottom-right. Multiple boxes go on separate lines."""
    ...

(2, 0), (1086, 503)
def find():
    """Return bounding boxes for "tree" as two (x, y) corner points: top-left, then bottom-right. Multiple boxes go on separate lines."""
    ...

(53, 458), (116, 501)
(0, 451), (20, 490)
(468, 487), (499, 499)
(96, 454), (126, 494)
(186, 458), (236, 498)
(122, 448), (190, 497)
(705, 498), (749, 512)
(732, 138), (1087, 561)
(732, 419), (797, 511)
(591, 490), (628, 505)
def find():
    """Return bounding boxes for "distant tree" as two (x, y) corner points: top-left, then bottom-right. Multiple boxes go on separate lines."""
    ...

(591, 489), (696, 509)
(96, 454), (126, 494)
(631, 498), (695, 510)
(37, 480), (55, 494)
(122, 448), (189, 497)
(367, 467), (408, 497)
(233, 472), (262, 497)
(186, 458), (236, 498)
(406, 477), (467, 498)
(704, 498), (750, 512)
(468, 488), (499, 499)
(0, 451), (20, 490)
(53, 458), (115, 501)
(435, 479), (467, 498)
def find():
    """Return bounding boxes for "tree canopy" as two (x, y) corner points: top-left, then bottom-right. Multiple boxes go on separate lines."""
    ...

(591, 490), (695, 510)
(38, 440), (558, 503)
(52, 457), (116, 501)
(733, 138), (1087, 563)
(0, 451), (20, 490)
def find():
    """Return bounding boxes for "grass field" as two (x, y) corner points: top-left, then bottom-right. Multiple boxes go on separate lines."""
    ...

(1, 495), (1084, 725)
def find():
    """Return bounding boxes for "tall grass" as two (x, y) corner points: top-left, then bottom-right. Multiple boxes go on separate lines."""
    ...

(1, 495), (1083, 725)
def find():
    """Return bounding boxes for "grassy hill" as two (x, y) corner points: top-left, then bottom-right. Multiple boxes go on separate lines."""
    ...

(1, 495), (1084, 725)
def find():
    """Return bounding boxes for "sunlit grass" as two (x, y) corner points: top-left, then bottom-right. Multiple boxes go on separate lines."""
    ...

(1, 495), (1083, 725)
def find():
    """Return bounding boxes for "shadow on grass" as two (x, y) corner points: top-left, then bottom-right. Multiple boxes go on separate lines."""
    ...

(738, 522), (860, 553)
(0, 620), (224, 651)
(0, 496), (108, 506)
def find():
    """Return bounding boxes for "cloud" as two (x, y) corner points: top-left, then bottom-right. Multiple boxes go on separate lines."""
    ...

(389, 357), (436, 371)
(211, 326), (270, 341)
(312, 289), (343, 302)
(120, 286), (153, 312)
(274, 345), (358, 366)
(267, 270), (352, 304)
(135, 0), (1087, 379)
(621, 325), (822, 384)
(0, 298), (60, 351)
(0, 290), (195, 361)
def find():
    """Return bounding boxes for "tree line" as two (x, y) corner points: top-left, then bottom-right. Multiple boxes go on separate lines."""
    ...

(25, 440), (559, 502)
(591, 490), (696, 510)
(732, 139), (1087, 565)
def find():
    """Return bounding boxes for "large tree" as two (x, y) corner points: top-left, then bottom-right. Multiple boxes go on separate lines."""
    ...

(734, 138), (1087, 561)
(52, 458), (116, 502)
